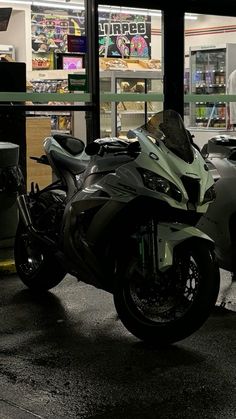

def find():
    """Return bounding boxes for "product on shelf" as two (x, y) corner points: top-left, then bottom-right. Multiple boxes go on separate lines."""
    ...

(123, 102), (144, 111)
(100, 102), (111, 112)
(139, 59), (161, 69)
(99, 57), (162, 71)
(134, 82), (145, 93)
(117, 102), (126, 111)
(120, 80), (145, 93)
(147, 102), (155, 112)
(0, 54), (14, 62)
(100, 58), (128, 70)
(120, 81), (131, 91)
(32, 57), (50, 69)
(58, 115), (68, 131)
(51, 115), (58, 130)
(100, 67), (163, 137)
(27, 75), (73, 134)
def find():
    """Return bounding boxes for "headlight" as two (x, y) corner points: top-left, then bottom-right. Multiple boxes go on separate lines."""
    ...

(139, 169), (182, 202)
(202, 185), (216, 204)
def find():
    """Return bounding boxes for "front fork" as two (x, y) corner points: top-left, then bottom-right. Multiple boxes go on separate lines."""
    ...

(138, 220), (214, 273)
(138, 217), (159, 278)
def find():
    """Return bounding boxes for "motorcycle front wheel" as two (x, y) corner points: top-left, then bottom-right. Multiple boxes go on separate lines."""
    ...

(114, 239), (220, 345)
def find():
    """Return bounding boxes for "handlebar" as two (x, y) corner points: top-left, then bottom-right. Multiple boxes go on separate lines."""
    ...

(85, 141), (141, 157)
(30, 155), (49, 165)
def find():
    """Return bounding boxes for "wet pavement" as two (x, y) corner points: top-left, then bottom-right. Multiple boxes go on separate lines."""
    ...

(0, 271), (236, 418)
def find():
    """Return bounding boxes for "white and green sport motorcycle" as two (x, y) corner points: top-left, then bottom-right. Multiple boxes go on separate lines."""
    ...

(15, 109), (220, 345)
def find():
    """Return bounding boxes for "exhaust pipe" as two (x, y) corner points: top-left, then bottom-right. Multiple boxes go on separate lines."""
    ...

(17, 194), (71, 271)
(17, 194), (33, 229)
(17, 194), (55, 248)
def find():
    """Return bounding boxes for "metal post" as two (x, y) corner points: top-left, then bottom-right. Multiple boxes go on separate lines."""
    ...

(162, 9), (185, 117)
(85, 0), (100, 142)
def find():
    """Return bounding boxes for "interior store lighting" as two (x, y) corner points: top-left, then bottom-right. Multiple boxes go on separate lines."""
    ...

(98, 6), (161, 16)
(4, 0), (198, 19)
(3, 0), (32, 4)
(2, 0), (84, 9)
(33, 1), (84, 9)
(99, 7), (198, 19)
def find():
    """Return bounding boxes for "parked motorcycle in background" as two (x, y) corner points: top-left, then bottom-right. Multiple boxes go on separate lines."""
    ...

(14, 110), (220, 345)
(198, 135), (236, 279)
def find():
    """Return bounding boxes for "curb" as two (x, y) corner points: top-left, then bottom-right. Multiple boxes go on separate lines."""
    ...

(0, 259), (16, 275)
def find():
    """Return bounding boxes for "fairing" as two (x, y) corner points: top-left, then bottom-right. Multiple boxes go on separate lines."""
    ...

(74, 110), (214, 213)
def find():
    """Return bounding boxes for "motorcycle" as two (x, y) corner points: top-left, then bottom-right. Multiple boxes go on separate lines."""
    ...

(198, 134), (236, 277)
(14, 109), (220, 345)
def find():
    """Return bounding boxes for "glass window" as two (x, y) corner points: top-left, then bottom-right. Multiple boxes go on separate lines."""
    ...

(29, 1), (87, 143)
(184, 13), (236, 149)
(99, 6), (163, 139)
(0, 0), (89, 189)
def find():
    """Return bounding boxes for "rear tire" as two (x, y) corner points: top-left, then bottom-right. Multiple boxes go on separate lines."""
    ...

(14, 221), (66, 292)
(114, 239), (220, 345)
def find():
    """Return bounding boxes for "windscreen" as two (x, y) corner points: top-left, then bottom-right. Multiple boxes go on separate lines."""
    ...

(140, 109), (194, 163)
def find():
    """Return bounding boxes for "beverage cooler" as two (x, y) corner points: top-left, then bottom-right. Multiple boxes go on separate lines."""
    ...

(189, 44), (236, 129)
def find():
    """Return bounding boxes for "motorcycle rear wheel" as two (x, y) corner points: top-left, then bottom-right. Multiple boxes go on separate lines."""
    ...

(114, 239), (220, 345)
(14, 221), (66, 292)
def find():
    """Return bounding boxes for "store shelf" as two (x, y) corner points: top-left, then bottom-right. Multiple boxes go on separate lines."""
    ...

(27, 70), (76, 135)
(27, 67), (163, 138)
(51, 129), (71, 134)
(100, 68), (163, 137)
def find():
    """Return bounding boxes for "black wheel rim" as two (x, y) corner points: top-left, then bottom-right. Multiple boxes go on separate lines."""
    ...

(124, 250), (201, 324)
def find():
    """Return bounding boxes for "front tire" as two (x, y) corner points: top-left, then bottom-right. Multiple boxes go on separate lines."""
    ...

(14, 221), (66, 292)
(114, 239), (220, 345)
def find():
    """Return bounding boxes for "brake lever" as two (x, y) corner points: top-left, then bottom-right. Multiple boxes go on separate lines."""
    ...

(97, 145), (105, 157)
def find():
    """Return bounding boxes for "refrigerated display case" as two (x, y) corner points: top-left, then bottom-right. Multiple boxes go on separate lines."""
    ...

(189, 44), (236, 129)
(100, 69), (163, 138)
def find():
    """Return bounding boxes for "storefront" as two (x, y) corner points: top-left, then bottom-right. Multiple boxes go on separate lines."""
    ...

(1, 0), (236, 187)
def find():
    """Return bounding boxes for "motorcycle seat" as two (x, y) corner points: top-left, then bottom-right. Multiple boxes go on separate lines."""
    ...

(50, 149), (88, 175)
(53, 134), (85, 156)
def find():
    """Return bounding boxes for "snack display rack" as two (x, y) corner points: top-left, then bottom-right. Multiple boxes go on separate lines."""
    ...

(27, 61), (163, 139)
(99, 59), (163, 138)
(27, 69), (86, 136)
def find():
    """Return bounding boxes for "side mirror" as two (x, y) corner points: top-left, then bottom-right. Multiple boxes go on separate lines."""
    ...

(85, 142), (100, 156)
(127, 130), (137, 140)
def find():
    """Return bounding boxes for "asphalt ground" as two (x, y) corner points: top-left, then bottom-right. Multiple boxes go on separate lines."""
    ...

(0, 270), (235, 419)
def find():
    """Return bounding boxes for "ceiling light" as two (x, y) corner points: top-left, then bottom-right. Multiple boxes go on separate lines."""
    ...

(185, 13), (198, 20)
(98, 6), (160, 16)
(98, 6), (198, 19)
(5, 0), (84, 9)
(4, 1), (198, 19)
(32, 1), (84, 10)
(3, 0), (31, 4)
